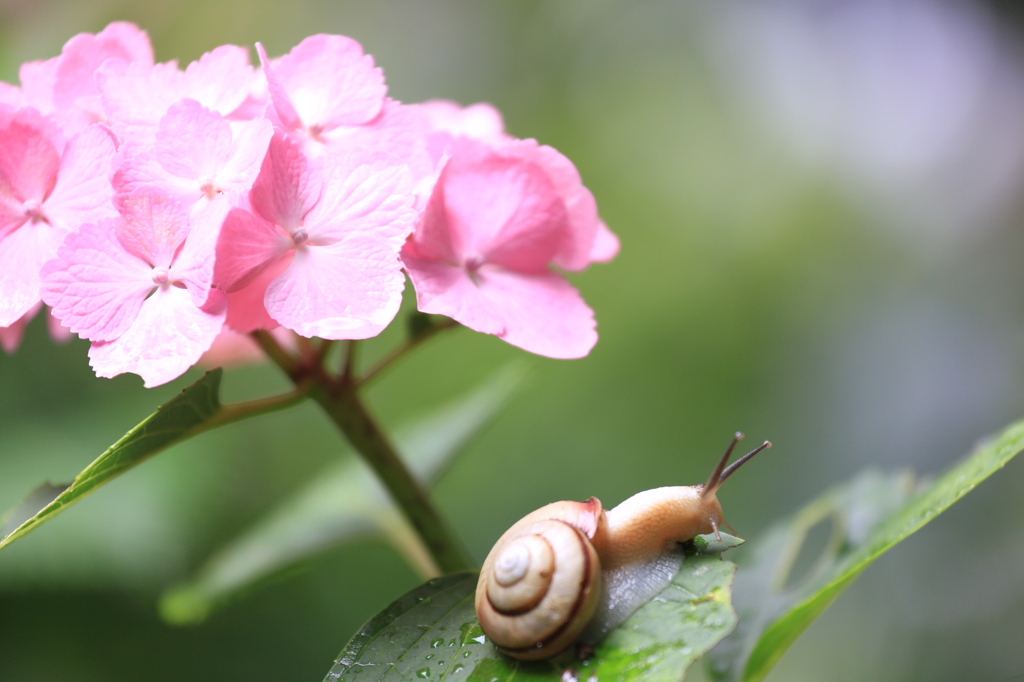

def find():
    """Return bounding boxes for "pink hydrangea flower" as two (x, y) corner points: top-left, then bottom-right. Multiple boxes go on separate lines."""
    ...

(0, 107), (118, 326)
(16, 22), (153, 137)
(41, 189), (228, 387)
(214, 131), (415, 339)
(256, 39), (435, 191)
(257, 36), (385, 147)
(113, 98), (273, 218)
(0, 24), (615, 382)
(401, 137), (616, 358)
(98, 44), (256, 153)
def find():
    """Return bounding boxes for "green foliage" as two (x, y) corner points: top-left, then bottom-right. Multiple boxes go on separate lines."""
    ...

(323, 537), (739, 682)
(0, 370), (223, 550)
(708, 419), (1024, 681)
(161, 365), (525, 624)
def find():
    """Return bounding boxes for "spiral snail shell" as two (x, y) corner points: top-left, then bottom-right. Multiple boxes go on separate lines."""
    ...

(475, 433), (771, 660)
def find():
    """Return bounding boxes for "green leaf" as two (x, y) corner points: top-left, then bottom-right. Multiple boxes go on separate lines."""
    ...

(708, 418), (1024, 682)
(160, 365), (525, 625)
(323, 537), (739, 682)
(0, 370), (224, 551)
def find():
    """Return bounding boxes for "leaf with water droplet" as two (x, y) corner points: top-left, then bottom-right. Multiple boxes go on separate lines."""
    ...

(708, 418), (1024, 682)
(322, 537), (739, 682)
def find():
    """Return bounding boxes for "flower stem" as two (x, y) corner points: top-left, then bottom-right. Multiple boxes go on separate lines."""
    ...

(310, 382), (474, 573)
(340, 339), (359, 382)
(251, 327), (475, 574)
(251, 329), (301, 380)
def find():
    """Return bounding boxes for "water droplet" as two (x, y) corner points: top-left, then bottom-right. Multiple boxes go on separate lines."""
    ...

(462, 652), (471, 658)
(416, 669), (430, 679)
(453, 664), (465, 674)
(426, 654), (434, 660)
(431, 638), (443, 648)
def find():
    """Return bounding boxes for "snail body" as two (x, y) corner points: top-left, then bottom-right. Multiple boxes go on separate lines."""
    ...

(475, 434), (770, 660)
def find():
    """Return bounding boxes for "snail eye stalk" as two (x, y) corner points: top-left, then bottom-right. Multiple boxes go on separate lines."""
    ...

(702, 432), (744, 498)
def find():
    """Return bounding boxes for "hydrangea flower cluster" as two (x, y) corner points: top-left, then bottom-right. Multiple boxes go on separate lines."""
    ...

(0, 23), (617, 386)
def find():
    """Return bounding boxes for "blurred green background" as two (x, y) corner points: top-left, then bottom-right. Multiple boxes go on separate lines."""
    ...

(3, 1), (1024, 680)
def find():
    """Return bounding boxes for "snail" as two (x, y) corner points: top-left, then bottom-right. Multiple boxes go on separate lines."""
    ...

(474, 432), (771, 661)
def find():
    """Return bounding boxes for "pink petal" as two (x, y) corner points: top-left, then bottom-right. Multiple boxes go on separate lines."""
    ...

(503, 139), (601, 272)
(0, 324), (24, 353)
(589, 221), (620, 263)
(250, 131), (321, 231)
(320, 100), (436, 195)
(400, 255), (504, 336)
(0, 83), (24, 108)
(53, 22), (154, 112)
(101, 46), (253, 137)
(0, 220), (51, 326)
(265, 236), (407, 340)
(0, 302), (41, 353)
(419, 100), (506, 141)
(404, 256), (596, 359)
(198, 327), (264, 367)
(403, 171), (457, 263)
(19, 58), (59, 114)
(113, 149), (194, 204)
(214, 207), (290, 293)
(0, 107), (63, 207)
(224, 252), (292, 333)
(475, 267), (596, 358)
(212, 116), (273, 199)
(47, 307), (73, 344)
(418, 100), (510, 165)
(198, 327), (263, 367)
(0, 320), (27, 353)
(153, 99), (236, 180)
(256, 43), (302, 133)
(304, 149), (414, 246)
(435, 140), (569, 272)
(44, 123), (118, 231)
(182, 45), (254, 117)
(198, 326), (294, 368)
(88, 285), (226, 388)
(115, 100), (270, 213)
(114, 188), (191, 267)
(40, 218), (154, 341)
(269, 35), (386, 132)
(98, 60), (185, 152)
(169, 199), (231, 307)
